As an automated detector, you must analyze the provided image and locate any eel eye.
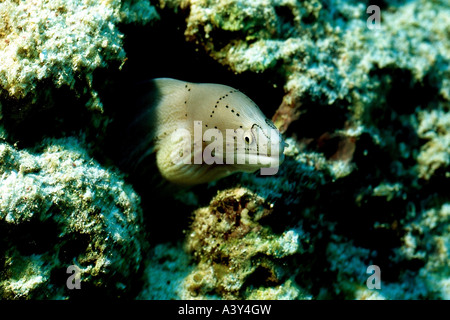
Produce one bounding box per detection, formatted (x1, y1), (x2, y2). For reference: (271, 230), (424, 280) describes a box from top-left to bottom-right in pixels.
(244, 131), (253, 144)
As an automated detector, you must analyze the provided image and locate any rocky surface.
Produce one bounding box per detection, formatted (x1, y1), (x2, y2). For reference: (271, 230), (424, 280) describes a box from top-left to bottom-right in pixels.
(0, 130), (145, 299)
(0, 0), (448, 299)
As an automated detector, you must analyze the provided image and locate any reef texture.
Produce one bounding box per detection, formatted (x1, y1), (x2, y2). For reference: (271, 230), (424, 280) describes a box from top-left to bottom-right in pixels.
(139, 0), (449, 300)
(0, 131), (145, 299)
(0, 0), (158, 124)
(181, 188), (311, 299)
(0, 0), (449, 300)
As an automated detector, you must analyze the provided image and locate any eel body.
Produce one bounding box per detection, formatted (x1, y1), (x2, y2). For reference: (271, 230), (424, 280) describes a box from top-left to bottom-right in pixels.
(122, 78), (286, 185)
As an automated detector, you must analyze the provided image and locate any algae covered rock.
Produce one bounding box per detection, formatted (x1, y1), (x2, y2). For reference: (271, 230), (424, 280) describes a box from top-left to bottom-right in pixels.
(0, 134), (145, 299)
(0, 0), (448, 301)
(397, 203), (450, 299)
(170, 0), (449, 105)
(326, 202), (450, 300)
(159, 0), (449, 181)
(182, 188), (311, 299)
(416, 107), (450, 180)
(0, 0), (159, 125)
(149, 0), (448, 299)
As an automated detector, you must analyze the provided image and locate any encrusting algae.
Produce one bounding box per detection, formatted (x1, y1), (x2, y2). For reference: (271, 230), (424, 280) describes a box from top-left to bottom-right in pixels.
(0, 132), (145, 299)
(181, 188), (310, 300)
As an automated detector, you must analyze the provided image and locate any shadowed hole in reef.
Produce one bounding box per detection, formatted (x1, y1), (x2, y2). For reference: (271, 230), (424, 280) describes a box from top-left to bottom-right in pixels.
(245, 265), (280, 287)
(275, 4), (297, 31)
(1, 80), (94, 148)
(51, 267), (139, 299)
(113, 7), (285, 117)
(91, 8), (287, 243)
(57, 234), (91, 265)
(369, 67), (440, 115)
(98, 7), (287, 162)
(8, 220), (59, 256)
(286, 91), (350, 140)
(50, 265), (111, 299)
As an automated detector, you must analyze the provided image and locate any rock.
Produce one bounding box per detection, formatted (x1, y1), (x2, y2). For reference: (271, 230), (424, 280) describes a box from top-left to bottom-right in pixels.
(181, 187), (310, 299)
(0, 133), (145, 299)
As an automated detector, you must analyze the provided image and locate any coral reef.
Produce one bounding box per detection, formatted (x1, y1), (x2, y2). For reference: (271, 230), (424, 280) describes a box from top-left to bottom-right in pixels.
(327, 202), (450, 300)
(140, 0), (449, 300)
(0, 0), (448, 300)
(181, 188), (311, 300)
(0, 131), (145, 299)
(175, 0), (449, 104)
(416, 107), (450, 180)
(0, 0), (157, 102)
(0, 0), (159, 141)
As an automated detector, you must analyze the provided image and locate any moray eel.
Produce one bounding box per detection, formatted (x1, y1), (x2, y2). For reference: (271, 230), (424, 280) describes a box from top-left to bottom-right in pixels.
(121, 78), (286, 186)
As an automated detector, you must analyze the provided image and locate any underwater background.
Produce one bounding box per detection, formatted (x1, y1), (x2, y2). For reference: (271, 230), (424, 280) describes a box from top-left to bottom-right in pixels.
(0, 0), (448, 299)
